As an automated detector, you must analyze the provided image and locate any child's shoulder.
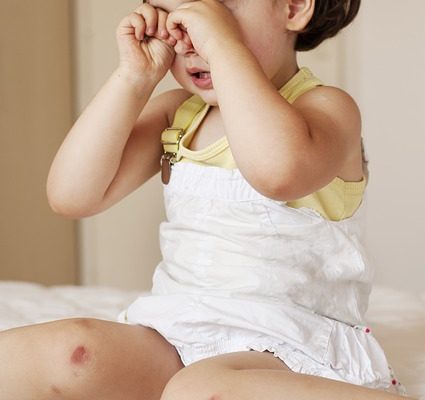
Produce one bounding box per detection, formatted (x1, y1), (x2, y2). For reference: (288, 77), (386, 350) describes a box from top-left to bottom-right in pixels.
(293, 85), (361, 127)
(292, 84), (361, 145)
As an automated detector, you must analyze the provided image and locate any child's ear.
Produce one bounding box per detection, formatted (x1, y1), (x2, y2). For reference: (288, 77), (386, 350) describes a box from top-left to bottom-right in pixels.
(285, 0), (315, 32)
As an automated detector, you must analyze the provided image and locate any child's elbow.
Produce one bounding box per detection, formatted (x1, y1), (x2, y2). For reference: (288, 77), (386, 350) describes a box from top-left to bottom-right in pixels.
(256, 168), (333, 203)
(256, 181), (297, 202)
(47, 196), (84, 219)
(47, 187), (95, 219)
(251, 169), (307, 202)
(252, 171), (319, 202)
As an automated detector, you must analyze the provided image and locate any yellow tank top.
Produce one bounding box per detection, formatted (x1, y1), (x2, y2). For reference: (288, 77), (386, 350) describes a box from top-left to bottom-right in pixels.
(171, 67), (366, 221)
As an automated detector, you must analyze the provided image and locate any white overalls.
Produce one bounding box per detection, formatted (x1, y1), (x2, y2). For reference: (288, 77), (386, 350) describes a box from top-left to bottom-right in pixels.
(120, 69), (405, 395)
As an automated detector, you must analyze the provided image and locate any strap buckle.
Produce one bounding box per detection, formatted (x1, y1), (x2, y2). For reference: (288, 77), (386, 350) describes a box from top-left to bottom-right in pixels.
(160, 127), (185, 146)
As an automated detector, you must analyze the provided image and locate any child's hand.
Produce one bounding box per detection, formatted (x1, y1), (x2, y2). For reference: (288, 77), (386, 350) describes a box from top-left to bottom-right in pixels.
(167, 0), (243, 63)
(116, 4), (177, 82)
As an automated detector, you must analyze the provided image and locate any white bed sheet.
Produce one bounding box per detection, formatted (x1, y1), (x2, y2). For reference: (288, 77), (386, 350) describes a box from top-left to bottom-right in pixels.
(0, 281), (424, 399)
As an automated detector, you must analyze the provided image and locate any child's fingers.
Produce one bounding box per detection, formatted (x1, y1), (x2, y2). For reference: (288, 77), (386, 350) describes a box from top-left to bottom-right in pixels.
(117, 10), (147, 41)
(156, 9), (177, 47)
(181, 31), (193, 47)
(135, 3), (158, 37)
(156, 8), (169, 39)
(166, 10), (185, 42)
(118, 4), (176, 47)
(167, 9), (194, 49)
(128, 13), (147, 41)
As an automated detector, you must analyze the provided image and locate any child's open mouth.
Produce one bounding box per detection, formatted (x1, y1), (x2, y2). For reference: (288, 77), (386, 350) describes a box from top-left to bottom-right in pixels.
(190, 71), (213, 90)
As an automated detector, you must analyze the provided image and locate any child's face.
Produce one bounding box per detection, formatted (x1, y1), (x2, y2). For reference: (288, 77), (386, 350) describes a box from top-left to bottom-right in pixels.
(149, 0), (291, 105)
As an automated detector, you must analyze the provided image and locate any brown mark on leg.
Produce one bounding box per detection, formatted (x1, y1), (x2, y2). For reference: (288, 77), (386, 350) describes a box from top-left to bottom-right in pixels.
(70, 345), (90, 364)
(51, 385), (62, 395)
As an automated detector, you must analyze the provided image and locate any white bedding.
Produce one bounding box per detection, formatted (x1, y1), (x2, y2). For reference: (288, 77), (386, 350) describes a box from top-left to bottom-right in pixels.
(0, 282), (424, 399)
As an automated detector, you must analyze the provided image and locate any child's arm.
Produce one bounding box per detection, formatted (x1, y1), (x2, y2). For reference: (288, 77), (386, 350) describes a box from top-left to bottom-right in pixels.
(168, 1), (362, 201)
(47, 5), (188, 218)
(212, 52), (362, 201)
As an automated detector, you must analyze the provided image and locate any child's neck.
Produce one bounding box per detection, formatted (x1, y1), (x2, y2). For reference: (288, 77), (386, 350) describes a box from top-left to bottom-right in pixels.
(270, 56), (299, 90)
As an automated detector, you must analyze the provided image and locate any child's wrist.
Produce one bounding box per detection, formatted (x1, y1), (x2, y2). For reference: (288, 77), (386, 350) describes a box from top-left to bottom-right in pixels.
(114, 66), (162, 97)
(208, 41), (253, 71)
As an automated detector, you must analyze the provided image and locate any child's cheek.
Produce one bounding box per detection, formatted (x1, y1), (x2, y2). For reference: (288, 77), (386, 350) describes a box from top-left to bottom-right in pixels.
(169, 58), (188, 87)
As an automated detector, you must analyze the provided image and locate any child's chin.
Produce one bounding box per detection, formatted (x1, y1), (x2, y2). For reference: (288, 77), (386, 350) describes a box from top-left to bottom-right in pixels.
(177, 79), (218, 106)
(196, 91), (218, 107)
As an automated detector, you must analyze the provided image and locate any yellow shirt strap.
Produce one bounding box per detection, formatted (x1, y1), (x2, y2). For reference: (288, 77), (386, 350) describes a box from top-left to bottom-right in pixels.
(279, 67), (323, 104)
(160, 95), (206, 184)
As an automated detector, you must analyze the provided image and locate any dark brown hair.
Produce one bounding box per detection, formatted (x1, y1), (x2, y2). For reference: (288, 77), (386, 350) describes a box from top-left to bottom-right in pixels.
(295, 0), (361, 51)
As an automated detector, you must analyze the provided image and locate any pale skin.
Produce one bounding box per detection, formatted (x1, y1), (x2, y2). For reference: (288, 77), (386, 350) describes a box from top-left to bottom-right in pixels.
(0, 0), (414, 399)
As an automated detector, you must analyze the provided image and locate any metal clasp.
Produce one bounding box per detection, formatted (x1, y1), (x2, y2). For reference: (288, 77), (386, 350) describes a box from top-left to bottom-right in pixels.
(160, 153), (176, 185)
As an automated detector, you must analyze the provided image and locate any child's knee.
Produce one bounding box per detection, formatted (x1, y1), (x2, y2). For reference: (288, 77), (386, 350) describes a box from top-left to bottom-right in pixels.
(36, 318), (116, 396)
(0, 318), (110, 398)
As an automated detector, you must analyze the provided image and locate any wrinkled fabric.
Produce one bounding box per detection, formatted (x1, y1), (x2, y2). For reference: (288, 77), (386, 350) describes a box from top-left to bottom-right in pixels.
(121, 162), (399, 392)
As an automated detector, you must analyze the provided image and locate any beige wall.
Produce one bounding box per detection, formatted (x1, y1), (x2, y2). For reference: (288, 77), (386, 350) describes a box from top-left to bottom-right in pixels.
(341, 2), (425, 291)
(0, 0), (77, 284)
(74, 1), (425, 291)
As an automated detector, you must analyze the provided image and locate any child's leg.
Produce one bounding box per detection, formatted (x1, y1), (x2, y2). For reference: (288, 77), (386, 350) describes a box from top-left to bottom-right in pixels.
(161, 351), (413, 400)
(0, 318), (184, 400)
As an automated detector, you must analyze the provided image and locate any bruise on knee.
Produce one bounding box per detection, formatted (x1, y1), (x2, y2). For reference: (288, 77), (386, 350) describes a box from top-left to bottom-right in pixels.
(70, 345), (90, 365)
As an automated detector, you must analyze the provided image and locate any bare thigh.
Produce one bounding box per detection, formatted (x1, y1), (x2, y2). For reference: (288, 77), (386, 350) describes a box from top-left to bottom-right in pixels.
(161, 350), (290, 399)
(0, 318), (184, 400)
(161, 351), (408, 400)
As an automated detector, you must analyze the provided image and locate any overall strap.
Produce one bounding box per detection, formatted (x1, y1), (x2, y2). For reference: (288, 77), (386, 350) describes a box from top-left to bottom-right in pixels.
(160, 95), (206, 184)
